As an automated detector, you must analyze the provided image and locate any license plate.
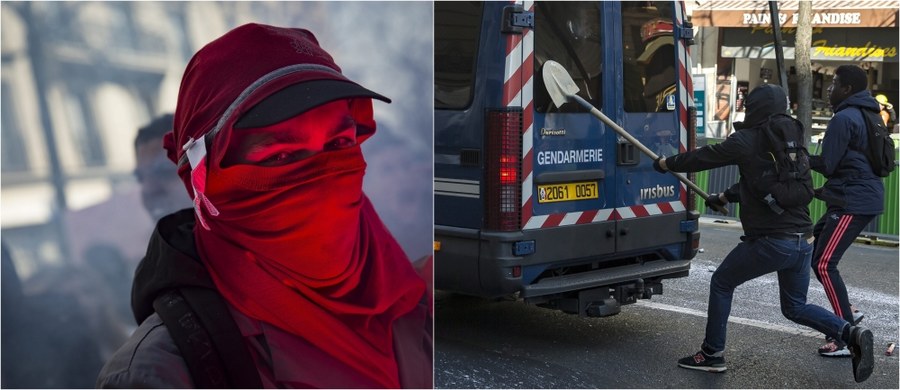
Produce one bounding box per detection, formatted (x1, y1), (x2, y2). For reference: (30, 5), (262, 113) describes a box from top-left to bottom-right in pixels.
(537, 181), (599, 203)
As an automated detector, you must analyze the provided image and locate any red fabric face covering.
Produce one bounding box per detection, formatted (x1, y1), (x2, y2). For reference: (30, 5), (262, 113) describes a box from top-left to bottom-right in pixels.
(198, 142), (423, 387)
(163, 24), (426, 388)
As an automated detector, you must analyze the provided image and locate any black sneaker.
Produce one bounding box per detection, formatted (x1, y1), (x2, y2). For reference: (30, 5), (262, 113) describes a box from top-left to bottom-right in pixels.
(677, 350), (726, 373)
(847, 326), (874, 383)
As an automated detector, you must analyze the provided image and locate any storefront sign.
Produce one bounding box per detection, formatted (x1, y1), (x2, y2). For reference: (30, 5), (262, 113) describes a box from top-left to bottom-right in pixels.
(693, 75), (706, 137)
(740, 12), (864, 26)
(693, 8), (897, 28)
(721, 27), (899, 62)
(811, 40), (898, 60)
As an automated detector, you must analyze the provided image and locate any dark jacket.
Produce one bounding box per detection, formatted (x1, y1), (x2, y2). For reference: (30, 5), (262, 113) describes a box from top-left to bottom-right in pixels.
(809, 90), (884, 215)
(97, 210), (433, 388)
(665, 84), (812, 237)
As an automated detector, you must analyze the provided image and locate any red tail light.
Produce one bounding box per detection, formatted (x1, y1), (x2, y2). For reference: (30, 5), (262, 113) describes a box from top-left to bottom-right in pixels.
(500, 156), (518, 184)
(485, 109), (522, 231)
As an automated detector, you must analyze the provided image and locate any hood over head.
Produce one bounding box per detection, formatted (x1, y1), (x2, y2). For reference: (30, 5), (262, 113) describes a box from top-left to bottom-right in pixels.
(733, 84), (788, 130)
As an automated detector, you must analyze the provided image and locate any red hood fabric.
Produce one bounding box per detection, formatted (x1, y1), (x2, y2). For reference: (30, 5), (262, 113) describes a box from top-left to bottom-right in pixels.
(162, 23), (426, 388)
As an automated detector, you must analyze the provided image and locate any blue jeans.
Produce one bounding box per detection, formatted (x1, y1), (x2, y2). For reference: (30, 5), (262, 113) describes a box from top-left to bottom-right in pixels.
(703, 235), (849, 353)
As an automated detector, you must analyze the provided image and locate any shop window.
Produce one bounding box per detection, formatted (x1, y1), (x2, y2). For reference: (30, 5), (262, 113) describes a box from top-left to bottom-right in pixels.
(533, 1), (602, 113)
(435, 1), (483, 109)
(63, 93), (106, 167)
(621, 2), (676, 113)
(1, 82), (30, 172)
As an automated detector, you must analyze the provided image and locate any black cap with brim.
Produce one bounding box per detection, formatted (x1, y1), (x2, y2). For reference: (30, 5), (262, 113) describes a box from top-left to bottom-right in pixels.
(234, 79), (391, 129)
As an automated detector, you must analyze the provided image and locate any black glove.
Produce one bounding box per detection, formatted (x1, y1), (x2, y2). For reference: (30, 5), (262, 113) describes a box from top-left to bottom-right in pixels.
(652, 156), (668, 174)
(705, 193), (727, 209)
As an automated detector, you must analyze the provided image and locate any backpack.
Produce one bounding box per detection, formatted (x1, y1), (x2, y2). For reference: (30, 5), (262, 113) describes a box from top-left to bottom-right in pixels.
(857, 106), (896, 177)
(153, 287), (263, 388)
(754, 113), (814, 214)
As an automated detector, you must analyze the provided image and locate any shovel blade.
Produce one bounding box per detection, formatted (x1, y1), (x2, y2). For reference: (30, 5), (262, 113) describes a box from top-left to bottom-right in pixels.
(542, 60), (581, 109)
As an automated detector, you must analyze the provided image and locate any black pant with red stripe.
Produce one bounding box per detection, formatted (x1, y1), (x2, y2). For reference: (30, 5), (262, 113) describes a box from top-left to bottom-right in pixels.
(810, 210), (876, 324)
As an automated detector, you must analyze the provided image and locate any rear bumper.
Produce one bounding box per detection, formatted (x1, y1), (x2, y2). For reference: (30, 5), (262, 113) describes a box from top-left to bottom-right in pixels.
(435, 212), (697, 298)
(520, 259), (690, 298)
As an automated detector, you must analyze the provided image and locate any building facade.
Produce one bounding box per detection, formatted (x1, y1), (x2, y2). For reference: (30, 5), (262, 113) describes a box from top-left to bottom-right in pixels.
(688, 0), (898, 137)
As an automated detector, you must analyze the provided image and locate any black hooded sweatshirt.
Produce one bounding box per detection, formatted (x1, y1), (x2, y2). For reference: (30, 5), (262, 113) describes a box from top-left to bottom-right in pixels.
(664, 84), (812, 237)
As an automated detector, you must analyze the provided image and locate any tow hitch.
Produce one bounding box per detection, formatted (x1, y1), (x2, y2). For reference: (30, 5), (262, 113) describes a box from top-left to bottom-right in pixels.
(533, 279), (663, 317)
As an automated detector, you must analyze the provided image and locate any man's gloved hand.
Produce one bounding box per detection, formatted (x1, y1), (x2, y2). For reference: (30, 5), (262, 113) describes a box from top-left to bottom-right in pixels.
(653, 156), (668, 174)
(705, 192), (727, 209)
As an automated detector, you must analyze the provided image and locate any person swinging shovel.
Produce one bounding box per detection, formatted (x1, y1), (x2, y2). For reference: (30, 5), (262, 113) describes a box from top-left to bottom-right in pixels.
(541, 60), (728, 216)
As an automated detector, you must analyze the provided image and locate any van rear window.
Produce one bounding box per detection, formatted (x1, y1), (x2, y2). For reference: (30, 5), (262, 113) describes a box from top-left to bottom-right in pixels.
(622, 2), (676, 112)
(533, 2), (602, 113)
(435, 1), (483, 109)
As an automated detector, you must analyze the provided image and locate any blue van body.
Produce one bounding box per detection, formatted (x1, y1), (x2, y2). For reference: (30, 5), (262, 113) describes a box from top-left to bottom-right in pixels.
(434, 1), (700, 317)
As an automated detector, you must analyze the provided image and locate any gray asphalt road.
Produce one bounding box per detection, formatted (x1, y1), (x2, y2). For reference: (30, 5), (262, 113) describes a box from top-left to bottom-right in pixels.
(435, 221), (899, 388)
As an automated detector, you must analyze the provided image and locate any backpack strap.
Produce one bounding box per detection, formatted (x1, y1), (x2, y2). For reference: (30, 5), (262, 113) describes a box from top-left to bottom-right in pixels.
(849, 105), (870, 149)
(849, 105), (893, 176)
(153, 288), (263, 389)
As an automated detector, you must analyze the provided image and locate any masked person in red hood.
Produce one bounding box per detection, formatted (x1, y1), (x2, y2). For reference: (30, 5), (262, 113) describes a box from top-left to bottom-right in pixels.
(96, 23), (432, 389)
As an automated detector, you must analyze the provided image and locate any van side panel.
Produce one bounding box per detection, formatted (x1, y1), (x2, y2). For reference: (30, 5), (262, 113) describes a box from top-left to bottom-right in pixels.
(435, 2), (514, 292)
(435, 2), (507, 230)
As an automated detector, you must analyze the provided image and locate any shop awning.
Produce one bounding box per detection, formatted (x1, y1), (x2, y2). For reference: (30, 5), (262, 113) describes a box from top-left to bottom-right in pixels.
(692, 0), (898, 28)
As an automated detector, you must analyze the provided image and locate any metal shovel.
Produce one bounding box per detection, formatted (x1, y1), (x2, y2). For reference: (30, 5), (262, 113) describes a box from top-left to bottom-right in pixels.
(541, 60), (728, 215)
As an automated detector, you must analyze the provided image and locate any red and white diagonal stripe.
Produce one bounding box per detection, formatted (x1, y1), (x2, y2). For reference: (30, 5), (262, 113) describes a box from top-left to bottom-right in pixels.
(502, 0), (536, 229)
(674, 0), (692, 206)
(522, 201), (687, 229)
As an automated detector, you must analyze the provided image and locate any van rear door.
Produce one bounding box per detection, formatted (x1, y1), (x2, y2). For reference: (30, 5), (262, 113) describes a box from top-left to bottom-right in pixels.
(527, 2), (615, 257)
(614, 1), (695, 252)
(528, 1), (692, 248)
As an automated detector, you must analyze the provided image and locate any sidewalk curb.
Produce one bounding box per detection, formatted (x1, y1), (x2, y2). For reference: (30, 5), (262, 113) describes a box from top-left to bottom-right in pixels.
(697, 217), (899, 248)
(853, 235), (900, 248)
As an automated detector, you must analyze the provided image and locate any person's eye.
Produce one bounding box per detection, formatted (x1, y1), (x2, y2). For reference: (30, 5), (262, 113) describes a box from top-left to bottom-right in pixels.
(266, 152), (292, 162)
(260, 151), (303, 166)
(326, 137), (357, 150)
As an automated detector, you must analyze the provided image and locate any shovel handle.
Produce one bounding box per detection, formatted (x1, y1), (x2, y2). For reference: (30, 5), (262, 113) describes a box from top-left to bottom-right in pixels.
(571, 95), (729, 216)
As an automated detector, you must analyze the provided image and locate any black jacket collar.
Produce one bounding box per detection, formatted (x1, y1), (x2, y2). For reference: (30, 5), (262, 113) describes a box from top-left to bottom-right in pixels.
(131, 209), (216, 324)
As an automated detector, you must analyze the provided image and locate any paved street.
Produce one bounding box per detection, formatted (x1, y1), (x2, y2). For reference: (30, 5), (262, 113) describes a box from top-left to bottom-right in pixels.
(435, 220), (899, 388)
